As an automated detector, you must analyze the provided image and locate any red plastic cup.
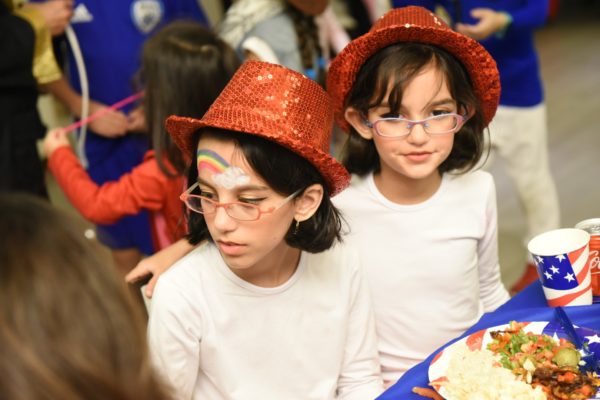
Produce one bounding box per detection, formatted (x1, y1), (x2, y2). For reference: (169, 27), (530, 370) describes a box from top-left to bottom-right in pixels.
(575, 218), (600, 297)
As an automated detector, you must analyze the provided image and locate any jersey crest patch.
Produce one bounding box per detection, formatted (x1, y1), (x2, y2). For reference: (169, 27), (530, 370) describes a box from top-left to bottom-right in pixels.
(131, 0), (164, 34)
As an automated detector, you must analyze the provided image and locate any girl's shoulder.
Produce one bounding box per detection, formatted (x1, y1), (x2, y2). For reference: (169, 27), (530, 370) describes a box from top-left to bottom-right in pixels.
(303, 240), (363, 279)
(445, 169), (495, 191)
(333, 173), (372, 203)
(442, 170), (496, 208)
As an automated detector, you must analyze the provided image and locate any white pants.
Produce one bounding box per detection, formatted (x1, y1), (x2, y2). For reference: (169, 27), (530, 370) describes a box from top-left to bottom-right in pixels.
(484, 103), (561, 244)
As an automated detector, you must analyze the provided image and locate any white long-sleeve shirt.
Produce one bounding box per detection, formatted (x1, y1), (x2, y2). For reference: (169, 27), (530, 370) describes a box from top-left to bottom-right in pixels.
(333, 171), (510, 382)
(148, 242), (384, 400)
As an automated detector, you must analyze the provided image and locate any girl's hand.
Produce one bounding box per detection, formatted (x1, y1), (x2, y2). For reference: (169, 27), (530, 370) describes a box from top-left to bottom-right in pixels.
(126, 106), (147, 133)
(455, 8), (511, 41)
(125, 238), (196, 298)
(42, 128), (70, 157)
(87, 100), (129, 138)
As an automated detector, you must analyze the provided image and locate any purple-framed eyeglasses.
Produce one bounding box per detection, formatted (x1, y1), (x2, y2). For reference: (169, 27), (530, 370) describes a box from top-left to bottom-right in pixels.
(364, 113), (467, 138)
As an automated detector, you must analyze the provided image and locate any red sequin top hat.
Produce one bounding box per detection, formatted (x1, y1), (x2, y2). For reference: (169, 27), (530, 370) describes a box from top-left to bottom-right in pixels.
(327, 6), (501, 133)
(166, 60), (350, 196)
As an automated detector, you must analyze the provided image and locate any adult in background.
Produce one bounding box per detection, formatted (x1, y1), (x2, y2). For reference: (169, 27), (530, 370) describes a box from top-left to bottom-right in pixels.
(0, 0), (70, 197)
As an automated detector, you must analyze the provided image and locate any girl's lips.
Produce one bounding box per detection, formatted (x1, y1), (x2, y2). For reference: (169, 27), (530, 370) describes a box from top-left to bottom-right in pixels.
(404, 152), (432, 163)
(217, 240), (246, 256)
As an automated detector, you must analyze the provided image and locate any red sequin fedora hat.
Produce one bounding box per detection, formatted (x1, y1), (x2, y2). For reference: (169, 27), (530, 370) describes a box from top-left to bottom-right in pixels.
(327, 6), (501, 133)
(166, 60), (350, 196)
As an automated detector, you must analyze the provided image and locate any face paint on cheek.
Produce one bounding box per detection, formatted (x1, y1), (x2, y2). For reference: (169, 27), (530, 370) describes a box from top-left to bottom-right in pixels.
(197, 149), (251, 189)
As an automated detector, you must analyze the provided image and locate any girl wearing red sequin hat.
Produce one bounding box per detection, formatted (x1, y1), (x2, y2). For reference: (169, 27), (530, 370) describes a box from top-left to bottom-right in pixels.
(147, 60), (384, 399)
(326, 6), (510, 383)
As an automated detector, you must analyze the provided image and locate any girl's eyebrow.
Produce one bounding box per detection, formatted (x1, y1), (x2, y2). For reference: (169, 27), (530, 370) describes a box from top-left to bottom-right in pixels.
(426, 98), (456, 108)
(197, 177), (270, 192)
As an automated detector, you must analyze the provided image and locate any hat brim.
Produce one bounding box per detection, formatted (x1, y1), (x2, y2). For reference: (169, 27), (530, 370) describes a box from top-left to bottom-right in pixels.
(328, 24), (500, 132)
(166, 115), (350, 197)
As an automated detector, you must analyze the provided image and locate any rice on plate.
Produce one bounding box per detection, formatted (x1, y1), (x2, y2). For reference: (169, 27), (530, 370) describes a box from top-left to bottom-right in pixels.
(441, 344), (547, 400)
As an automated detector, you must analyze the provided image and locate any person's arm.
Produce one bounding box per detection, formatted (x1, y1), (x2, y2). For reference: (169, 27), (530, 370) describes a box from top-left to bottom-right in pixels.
(454, 0), (549, 41)
(504, 0), (548, 31)
(337, 248), (385, 399)
(148, 276), (202, 399)
(45, 77), (129, 137)
(478, 177), (511, 311)
(126, 238), (196, 298)
(21, 0), (73, 36)
(454, 8), (512, 41)
(43, 128), (169, 223)
(317, 6), (350, 56)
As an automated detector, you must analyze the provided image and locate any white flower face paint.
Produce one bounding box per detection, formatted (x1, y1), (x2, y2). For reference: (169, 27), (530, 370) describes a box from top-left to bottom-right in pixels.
(197, 149), (250, 189)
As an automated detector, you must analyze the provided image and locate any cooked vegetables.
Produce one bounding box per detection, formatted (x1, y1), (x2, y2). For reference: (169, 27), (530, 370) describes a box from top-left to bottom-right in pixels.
(553, 348), (581, 368)
(486, 321), (600, 400)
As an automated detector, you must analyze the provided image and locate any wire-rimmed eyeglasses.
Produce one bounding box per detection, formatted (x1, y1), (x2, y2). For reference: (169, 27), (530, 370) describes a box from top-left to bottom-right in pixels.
(180, 182), (301, 221)
(364, 113), (467, 138)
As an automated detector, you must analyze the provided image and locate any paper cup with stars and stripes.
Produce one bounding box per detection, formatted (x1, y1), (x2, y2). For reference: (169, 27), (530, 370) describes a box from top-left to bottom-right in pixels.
(528, 228), (593, 307)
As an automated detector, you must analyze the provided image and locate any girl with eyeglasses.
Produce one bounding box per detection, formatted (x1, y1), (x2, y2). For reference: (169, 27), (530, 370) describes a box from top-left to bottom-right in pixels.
(147, 61), (384, 399)
(327, 6), (510, 383)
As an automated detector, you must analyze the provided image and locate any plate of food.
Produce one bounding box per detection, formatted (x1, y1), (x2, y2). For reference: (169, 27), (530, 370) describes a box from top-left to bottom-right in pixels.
(427, 321), (600, 399)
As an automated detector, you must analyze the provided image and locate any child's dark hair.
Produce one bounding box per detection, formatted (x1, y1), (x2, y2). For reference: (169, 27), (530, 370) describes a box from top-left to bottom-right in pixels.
(141, 21), (241, 177)
(342, 42), (486, 176)
(186, 129), (343, 253)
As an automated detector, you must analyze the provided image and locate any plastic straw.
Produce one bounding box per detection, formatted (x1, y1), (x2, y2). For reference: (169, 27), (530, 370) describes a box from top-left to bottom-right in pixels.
(62, 92), (144, 134)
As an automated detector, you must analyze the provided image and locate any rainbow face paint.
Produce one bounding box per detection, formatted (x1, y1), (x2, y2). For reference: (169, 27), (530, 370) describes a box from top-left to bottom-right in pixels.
(197, 149), (250, 189)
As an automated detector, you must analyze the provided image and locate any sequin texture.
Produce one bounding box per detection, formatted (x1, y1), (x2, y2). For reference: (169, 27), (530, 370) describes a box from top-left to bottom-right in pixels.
(326, 6), (501, 133)
(166, 61), (350, 196)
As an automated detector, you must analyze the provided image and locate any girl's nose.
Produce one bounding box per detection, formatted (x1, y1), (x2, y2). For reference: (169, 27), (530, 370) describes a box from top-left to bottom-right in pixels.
(406, 122), (430, 145)
(212, 206), (237, 232)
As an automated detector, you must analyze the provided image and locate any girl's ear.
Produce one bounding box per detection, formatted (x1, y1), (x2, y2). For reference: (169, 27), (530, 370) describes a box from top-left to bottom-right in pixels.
(344, 107), (374, 140)
(462, 105), (476, 119)
(293, 184), (324, 222)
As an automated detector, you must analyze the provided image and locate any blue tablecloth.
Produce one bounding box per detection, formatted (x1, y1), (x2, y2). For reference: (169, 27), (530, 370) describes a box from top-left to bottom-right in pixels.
(378, 281), (600, 399)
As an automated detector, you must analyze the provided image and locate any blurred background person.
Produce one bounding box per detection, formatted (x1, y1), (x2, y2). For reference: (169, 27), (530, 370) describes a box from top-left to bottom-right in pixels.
(46, 0), (210, 277)
(0, 192), (170, 400)
(0, 0), (70, 197)
(219, 0), (341, 85)
(43, 21), (240, 309)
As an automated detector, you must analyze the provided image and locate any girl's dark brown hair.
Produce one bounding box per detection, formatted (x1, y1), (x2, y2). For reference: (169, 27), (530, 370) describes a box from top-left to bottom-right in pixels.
(342, 42), (486, 176)
(0, 193), (170, 400)
(141, 21), (241, 177)
(186, 129), (343, 253)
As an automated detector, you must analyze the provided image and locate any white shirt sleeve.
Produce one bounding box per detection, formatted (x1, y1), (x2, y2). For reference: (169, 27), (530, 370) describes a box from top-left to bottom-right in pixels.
(477, 178), (511, 311)
(148, 277), (202, 400)
(337, 251), (385, 400)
